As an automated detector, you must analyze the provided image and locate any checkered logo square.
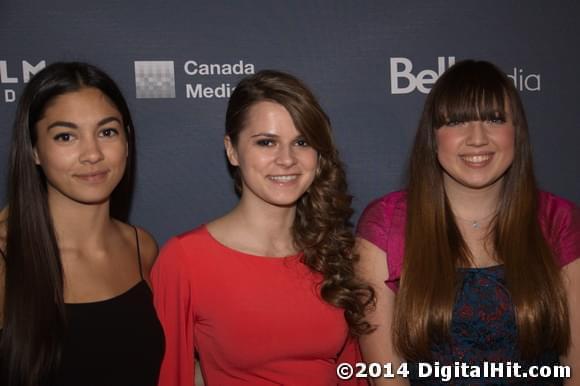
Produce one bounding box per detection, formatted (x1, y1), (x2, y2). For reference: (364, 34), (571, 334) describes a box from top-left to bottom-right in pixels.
(134, 61), (176, 99)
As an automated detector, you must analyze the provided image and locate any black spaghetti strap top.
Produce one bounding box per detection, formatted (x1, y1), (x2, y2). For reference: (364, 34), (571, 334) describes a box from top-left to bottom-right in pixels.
(53, 226), (165, 386)
(0, 227), (163, 386)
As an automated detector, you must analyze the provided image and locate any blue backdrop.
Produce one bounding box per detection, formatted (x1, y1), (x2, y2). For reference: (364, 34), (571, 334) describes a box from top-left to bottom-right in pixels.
(1, 1), (578, 243)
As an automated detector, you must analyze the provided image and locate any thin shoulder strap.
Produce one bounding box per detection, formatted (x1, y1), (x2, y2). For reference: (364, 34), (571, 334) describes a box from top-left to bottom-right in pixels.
(133, 225), (144, 281)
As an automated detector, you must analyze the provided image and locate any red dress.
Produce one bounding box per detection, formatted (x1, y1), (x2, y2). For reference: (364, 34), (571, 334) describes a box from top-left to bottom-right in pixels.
(152, 226), (363, 386)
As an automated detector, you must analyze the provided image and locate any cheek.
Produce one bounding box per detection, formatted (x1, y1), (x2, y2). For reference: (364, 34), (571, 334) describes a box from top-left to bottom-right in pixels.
(236, 148), (268, 174)
(106, 142), (129, 163)
(435, 131), (457, 161)
(302, 149), (318, 169)
(500, 131), (515, 154)
(36, 147), (74, 174)
(493, 127), (515, 165)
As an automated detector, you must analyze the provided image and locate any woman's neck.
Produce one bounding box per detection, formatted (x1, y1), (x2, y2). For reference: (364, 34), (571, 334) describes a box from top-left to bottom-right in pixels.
(444, 177), (502, 223)
(216, 196), (298, 257)
(48, 194), (114, 251)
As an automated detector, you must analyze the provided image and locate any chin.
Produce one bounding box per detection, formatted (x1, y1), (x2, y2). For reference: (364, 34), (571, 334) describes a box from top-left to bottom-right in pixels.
(263, 193), (305, 208)
(266, 198), (301, 208)
(64, 190), (112, 206)
(461, 177), (504, 190)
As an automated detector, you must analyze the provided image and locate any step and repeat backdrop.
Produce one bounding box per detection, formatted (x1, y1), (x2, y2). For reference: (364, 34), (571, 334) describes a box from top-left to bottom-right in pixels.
(1, 1), (578, 243)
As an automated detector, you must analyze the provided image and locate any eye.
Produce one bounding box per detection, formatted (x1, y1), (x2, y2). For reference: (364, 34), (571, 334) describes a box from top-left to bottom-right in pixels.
(53, 133), (73, 142)
(487, 118), (506, 125)
(445, 120), (464, 127)
(294, 138), (309, 147)
(100, 128), (119, 137)
(256, 139), (275, 147)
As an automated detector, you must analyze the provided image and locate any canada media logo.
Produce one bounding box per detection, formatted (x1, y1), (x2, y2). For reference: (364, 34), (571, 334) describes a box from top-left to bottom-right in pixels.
(134, 61), (176, 99)
(134, 59), (255, 100)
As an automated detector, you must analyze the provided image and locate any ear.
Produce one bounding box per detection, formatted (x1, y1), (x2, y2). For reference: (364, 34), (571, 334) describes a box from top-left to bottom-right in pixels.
(224, 135), (239, 166)
(33, 147), (40, 165)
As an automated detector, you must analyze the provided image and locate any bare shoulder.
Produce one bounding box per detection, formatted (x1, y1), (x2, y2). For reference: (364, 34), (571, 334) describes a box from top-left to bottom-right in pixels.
(113, 221), (159, 278)
(205, 214), (230, 236)
(134, 226), (159, 274)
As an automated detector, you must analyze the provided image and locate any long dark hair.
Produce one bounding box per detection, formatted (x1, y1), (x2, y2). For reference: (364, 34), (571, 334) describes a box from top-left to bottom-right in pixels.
(225, 70), (375, 336)
(394, 60), (569, 360)
(0, 62), (136, 386)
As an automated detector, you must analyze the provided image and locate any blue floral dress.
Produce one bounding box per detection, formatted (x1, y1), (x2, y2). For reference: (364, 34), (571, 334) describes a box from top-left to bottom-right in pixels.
(408, 265), (562, 385)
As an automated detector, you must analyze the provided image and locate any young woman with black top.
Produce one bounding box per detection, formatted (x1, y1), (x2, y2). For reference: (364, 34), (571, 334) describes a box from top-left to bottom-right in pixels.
(0, 62), (164, 386)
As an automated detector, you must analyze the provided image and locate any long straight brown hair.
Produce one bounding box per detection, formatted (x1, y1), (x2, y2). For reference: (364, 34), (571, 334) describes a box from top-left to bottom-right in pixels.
(394, 60), (569, 360)
(1, 62), (136, 386)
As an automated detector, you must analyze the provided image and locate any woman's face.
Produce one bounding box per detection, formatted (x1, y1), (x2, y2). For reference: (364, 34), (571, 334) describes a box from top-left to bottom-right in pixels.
(33, 87), (128, 207)
(225, 100), (318, 208)
(436, 107), (515, 193)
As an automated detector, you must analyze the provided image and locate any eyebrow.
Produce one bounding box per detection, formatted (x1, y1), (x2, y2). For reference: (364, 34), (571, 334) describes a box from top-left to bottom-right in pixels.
(250, 132), (278, 138)
(249, 132), (305, 140)
(98, 116), (122, 126)
(46, 116), (122, 131)
(46, 121), (77, 130)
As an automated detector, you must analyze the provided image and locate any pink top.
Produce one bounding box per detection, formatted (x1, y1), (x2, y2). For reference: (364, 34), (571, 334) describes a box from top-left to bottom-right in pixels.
(357, 190), (580, 292)
(152, 226), (364, 386)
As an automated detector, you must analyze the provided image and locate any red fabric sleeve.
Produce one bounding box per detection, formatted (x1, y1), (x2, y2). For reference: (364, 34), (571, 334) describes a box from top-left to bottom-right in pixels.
(337, 338), (367, 386)
(151, 237), (195, 386)
(552, 202), (580, 267)
(356, 191), (407, 292)
(539, 192), (580, 267)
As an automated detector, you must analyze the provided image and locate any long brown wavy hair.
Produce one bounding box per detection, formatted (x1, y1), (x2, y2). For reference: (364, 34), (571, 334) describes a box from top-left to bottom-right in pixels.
(394, 60), (569, 360)
(225, 70), (374, 336)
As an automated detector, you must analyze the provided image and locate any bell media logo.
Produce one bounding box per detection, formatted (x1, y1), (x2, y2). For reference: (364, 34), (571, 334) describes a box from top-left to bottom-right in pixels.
(134, 61), (176, 99)
(389, 56), (541, 94)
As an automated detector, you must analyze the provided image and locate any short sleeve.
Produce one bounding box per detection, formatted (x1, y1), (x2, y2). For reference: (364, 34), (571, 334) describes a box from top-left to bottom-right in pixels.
(356, 191), (407, 291)
(151, 237), (195, 386)
(539, 192), (580, 268)
(356, 197), (389, 252)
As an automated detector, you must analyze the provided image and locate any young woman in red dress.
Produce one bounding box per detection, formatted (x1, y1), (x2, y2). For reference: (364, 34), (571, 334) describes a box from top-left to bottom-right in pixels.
(153, 70), (374, 385)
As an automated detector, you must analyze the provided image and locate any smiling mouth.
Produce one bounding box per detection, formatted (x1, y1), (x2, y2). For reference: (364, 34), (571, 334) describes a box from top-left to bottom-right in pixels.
(268, 175), (298, 182)
(460, 154), (493, 165)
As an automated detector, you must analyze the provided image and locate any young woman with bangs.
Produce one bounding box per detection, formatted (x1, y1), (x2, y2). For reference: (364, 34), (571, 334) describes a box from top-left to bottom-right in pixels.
(152, 70), (375, 385)
(356, 60), (579, 385)
(0, 62), (164, 386)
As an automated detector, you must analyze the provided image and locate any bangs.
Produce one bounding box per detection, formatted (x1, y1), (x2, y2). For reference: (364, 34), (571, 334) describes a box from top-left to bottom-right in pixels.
(432, 65), (509, 127)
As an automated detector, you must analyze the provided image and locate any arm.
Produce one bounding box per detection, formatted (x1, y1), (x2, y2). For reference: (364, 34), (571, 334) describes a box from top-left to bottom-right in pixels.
(562, 258), (580, 386)
(356, 238), (409, 386)
(151, 238), (195, 386)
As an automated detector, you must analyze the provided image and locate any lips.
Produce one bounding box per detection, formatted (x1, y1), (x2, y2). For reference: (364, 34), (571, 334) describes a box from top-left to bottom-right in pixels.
(459, 153), (494, 167)
(73, 170), (109, 183)
(267, 174), (298, 183)
(268, 174), (298, 182)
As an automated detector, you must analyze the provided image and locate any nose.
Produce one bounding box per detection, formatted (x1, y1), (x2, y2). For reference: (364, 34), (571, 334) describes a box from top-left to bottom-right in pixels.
(465, 121), (489, 146)
(79, 137), (105, 164)
(275, 144), (297, 167)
